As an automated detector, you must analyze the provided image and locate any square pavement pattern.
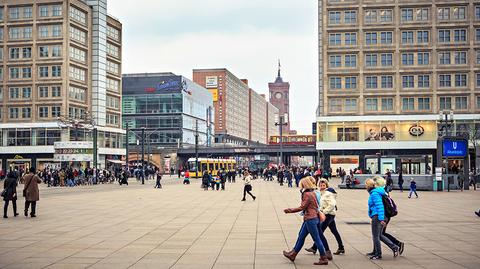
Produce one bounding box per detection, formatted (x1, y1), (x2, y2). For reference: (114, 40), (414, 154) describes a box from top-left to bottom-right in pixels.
(0, 176), (479, 269)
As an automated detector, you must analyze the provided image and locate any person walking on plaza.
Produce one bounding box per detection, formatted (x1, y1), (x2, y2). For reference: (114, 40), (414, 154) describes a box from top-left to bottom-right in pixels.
(183, 170), (190, 185)
(365, 178), (399, 260)
(408, 178), (418, 198)
(3, 171), (19, 218)
(283, 177), (328, 265)
(202, 171), (210, 191)
(23, 167), (42, 218)
(305, 179), (345, 257)
(241, 171), (256, 201)
(154, 171), (162, 189)
(398, 169), (404, 192)
(458, 170), (465, 191)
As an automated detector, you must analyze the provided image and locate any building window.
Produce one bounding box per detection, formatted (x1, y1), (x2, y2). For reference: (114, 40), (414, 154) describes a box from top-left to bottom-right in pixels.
(52, 5), (62, 16)
(9, 108), (19, 119)
(51, 86), (61, 97)
(380, 9), (393, 22)
(9, 67), (20, 79)
(455, 96), (468, 110)
(345, 33), (356, 45)
(380, 31), (392, 44)
(23, 7), (32, 18)
(401, 31), (414, 44)
(69, 86), (86, 102)
(345, 99), (357, 112)
(329, 55), (341, 68)
(39, 46), (49, 57)
(366, 76), (378, 89)
(9, 88), (20, 99)
(402, 53), (414, 65)
(51, 45), (61, 57)
(455, 74), (467, 87)
(438, 7), (450, 21)
(366, 98), (378, 111)
(477, 96), (480, 109)
(402, 98), (415, 111)
(329, 11), (341, 24)
(69, 46), (86, 62)
(107, 78), (120, 92)
(52, 25), (62, 37)
(439, 52), (451, 65)
(476, 6), (480, 20)
(345, 54), (356, 67)
(365, 54), (377, 67)
(417, 8), (429, 21)
(401, 8), (413, 21)
(440, 97), (452, 110)
(107, 43), (119, 58)
(365, 10), (377, 23)
(9, 28), (19, 39)
(39, 66), (49, 78)
(39, 107), (49, 118)
(106, 61), (119, 75)
(70, 26), (86, 44)
(381, 98), (394, 111)
(329, 77), (341, 89)
(106, 114), (119, 125)
(22, 67), (31, 78)
(345, 77), (357, 89)
(477, 73), (480, 87)
(39, 26), (48, 38)
(52, 66), (61, 77)
(402, 76), (414, 88)
(51, 106), (61, 117)
(9, 7), (19, 19)
(39, 6), (49, 17)
(107, 96), (120, 109)
(418, 98), (430, 110)
(38, 86), (48, 98)
(453, 7), (466, 20)
(417, 30), (429, 43)
(337, 127), (359, 142)
(22, 47), (31, 58)
(381, 53), (393, 66)
(418, 52), (429, 65)
(22, 107), (31, 118)
(329, 33), (341, 45)
(418, 75), (430, 88)
(70, 6), (87, 24)
(438, 30), (451, 42)
(476, 29), (480, 41)
(381, 76), (393, 88)
(365, 32), (377, 45)
(454, 29), (467, 42)
(69, 66), (86, 81)
(107, 25), (120, 41)
(22, 87), (31, 99)
(9, 48), (20, 59)
(329, 99), (342, 112)
(454, 51), (467, 64)
(344, 10), (356, 23)
(439, 74), (452, 87)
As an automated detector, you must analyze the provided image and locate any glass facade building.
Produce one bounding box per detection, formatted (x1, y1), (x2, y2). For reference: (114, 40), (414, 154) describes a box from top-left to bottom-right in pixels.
(122, 73), (214, 148)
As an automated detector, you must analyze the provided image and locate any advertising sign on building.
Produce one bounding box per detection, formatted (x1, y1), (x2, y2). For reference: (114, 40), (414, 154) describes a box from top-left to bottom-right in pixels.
(205, 76), (218, 88)
(442, 139), (468, 157)
(208, 89), (219, 101)
(54, 141), (94, 162)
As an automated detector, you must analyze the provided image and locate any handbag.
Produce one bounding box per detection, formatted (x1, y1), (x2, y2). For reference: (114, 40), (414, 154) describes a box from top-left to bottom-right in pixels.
(0, 189), (5, 197)
(23, 175), (34, 197)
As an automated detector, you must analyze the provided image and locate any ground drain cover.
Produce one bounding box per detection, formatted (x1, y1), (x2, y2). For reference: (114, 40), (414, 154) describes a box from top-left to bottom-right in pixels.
(345, 221), (370, 225)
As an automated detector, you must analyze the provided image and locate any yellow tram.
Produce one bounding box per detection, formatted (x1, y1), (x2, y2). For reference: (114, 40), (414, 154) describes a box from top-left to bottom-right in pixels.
(187, 158), (237, 178)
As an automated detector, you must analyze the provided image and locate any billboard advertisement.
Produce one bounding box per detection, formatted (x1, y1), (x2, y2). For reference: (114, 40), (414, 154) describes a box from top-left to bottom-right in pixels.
(205, 76), (218, 88)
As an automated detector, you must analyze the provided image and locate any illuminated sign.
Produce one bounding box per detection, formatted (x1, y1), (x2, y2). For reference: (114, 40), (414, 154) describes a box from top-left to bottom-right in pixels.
(442, 139), (467, 157)
(144, 87), (156, 93)
(157, 79), (181, 91)
(409, 124), (424, 136)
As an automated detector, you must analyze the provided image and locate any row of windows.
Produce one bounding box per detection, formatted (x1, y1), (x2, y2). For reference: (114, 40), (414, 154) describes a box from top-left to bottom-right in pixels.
(69, 26), (86, 44)
(69, 46), (86, 63)
(328, 6), (473, 26)
(69, 6), (86, 25)
(106, 95), (120, 109)
(328, 73), (473, 90)
(106, 25), (120, 41)
(39, 25), (62, 39)
(327, 96), (472, 113)
(107, 78), (120, 92)
(68, 86), (86, 102)
(38, 106), (62, 118)
(106, 60), (119, 75)
(1, 5), (62, 21)
(106, 113), (119, 125)
(8, 86), (61, 100)
(68, 107), (86, 119)
(69, 66), (86, 82)
(38, 86), (61, 98)
(5, 45), (61, 60)
(328, 29), (471, 46)
(106, 43), (119, 58)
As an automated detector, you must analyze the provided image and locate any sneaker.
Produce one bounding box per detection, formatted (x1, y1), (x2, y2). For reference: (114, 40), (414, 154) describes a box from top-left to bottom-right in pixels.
(393, 248), (399, 257)
(475, 211), (480, 217)
(305, 247), (317, 254)
(365, 252), (375, 256)
(369, 255), (382, 260)
(399, 242), (405, 255)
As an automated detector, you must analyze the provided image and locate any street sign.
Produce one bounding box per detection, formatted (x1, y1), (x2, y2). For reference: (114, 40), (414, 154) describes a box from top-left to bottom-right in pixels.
(442, 139), (467, 157)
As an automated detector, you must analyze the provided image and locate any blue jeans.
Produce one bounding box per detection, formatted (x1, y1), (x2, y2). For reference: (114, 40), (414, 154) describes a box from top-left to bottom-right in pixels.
(293, 218), (326, 256)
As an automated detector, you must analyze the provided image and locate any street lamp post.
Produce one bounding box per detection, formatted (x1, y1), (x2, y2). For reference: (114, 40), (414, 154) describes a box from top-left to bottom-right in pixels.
(195, 119), (199, 178)
(439, 110), (454, 191)
(275, 113), (288, 167)
(141, 127), (145, 185)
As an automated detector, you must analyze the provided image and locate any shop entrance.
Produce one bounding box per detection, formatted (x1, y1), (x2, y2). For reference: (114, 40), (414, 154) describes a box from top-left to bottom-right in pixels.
(8, 159), (31, 172)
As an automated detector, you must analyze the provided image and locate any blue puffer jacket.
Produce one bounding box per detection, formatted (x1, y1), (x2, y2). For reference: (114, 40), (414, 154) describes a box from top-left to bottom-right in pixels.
(368, 187), (386, 221)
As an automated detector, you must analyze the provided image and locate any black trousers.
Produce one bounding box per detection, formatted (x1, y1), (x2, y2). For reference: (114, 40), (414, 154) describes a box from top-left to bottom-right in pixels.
(311, 214), (344, 251)
(25, 201), (37, 216)
(4, 200), (17, 216)
(242, 185), (255, 200)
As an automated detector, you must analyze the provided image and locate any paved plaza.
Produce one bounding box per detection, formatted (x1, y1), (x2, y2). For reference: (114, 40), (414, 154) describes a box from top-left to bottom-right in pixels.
(0, 176), (479, 269)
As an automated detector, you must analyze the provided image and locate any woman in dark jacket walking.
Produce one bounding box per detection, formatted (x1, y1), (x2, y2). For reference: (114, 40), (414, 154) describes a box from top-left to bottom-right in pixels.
(3, 171), (19, 218)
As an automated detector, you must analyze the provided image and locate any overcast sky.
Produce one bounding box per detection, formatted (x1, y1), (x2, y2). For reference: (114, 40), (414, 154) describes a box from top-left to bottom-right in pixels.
(109, 0), (318, 134)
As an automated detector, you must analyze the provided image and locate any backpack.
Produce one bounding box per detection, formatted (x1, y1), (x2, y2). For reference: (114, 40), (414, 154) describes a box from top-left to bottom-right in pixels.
(382, 194), (398, 218)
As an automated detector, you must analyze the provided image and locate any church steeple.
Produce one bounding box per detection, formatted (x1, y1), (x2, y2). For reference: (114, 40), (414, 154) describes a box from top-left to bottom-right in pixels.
(275, 59), (283, 83)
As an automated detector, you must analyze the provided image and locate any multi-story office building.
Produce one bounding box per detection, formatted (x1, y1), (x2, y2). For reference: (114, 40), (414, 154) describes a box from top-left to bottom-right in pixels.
(317, 0), (480, 174)
(193, 68), (279, 145)
(0, 0), (124, 171)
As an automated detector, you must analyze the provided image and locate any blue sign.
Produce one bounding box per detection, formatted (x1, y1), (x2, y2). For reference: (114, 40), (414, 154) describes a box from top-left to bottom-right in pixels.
(442, 139), (467, 157)
(157, 79), (182, 91)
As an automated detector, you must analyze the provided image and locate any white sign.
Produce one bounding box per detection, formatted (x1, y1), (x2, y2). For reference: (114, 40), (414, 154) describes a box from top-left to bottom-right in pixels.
(435, 167), (443, 181)
(205, 76), (218, 88)
(54, 141), (94, 162)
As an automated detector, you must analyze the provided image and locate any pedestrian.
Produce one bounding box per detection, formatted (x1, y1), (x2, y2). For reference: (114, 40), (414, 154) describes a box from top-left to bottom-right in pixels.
(305, 178), (345, 257)
(214, 174), (221, 190)
(458, 170), (465, 191)
(398, 169), (404, 192)
(385, 170), (393, 193)
(155, 171), (162, 189)
(183, 170), (190, 185)
(365, 178), (399, 260)
(408, 178), (418, 198)
(220, 170), (226, 190)
(282, 177), (328, 265)
(22, 167), (42, 218)
(286, 169), (293, 187)
(202, 171), (210, 191)
(2, 171), (19, 218)
(241, 171), (256, 201)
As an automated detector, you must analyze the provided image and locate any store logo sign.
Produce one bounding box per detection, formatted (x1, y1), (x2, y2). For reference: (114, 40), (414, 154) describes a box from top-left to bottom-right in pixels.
(409, 124), (424, 136)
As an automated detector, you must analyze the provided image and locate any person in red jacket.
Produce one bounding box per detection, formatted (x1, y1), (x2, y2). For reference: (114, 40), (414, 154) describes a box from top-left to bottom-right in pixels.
(183, 170), (190, 184)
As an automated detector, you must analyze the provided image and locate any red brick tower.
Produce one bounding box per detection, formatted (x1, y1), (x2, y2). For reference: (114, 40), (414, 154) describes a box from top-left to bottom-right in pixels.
(268, 61), (290, 134)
